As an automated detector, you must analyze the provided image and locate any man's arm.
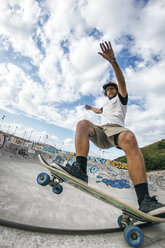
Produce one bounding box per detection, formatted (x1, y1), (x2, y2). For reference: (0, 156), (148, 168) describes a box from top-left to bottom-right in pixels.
(85, 104), (102, 114)
(98, 41), (127, 98)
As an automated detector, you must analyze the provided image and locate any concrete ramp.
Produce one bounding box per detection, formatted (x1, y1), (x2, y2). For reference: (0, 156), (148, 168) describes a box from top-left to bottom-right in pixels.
(0, 143), (165, 231)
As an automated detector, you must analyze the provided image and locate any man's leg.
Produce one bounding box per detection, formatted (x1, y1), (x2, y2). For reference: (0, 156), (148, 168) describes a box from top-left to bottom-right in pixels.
(52, 120), (95, 183)
(117, 131), (147, 185)
(117, 131), (165, 214)
(75, 119), (95, 157)
(117, 131), (149, 205)
(55, 120), (95, 183)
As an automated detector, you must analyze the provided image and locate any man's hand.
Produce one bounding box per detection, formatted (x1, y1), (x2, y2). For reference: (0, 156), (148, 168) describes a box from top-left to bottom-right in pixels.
(85, 104), (102, 114)
(98, 41), (115, 61)
(85, 104), (92, 110)
(98, 41), (127, 98)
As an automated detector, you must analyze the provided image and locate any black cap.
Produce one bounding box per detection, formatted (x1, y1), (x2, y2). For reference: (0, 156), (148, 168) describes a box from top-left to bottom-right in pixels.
(103, 81), (118, 90)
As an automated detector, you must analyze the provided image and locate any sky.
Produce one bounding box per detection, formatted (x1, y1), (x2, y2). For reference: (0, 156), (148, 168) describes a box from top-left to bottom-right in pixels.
(0, 0), (165, 160)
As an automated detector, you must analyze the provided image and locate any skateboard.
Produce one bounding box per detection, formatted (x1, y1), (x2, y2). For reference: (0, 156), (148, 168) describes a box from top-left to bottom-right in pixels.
(37, 154), (165, 247)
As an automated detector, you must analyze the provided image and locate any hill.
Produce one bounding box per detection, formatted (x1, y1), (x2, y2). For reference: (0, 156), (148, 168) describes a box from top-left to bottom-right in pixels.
(115, 139), (165, 171)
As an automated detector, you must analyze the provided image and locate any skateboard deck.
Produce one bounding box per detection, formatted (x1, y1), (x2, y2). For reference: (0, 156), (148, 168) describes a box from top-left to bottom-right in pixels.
(37, 154), (165, 247)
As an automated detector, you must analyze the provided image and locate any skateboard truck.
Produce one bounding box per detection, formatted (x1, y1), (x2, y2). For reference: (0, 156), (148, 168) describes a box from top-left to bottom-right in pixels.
(120, 213), (131, 227)
(49, 171), (64, 187)
(120, 210), (148, 228)
(37, 171), (64, 194)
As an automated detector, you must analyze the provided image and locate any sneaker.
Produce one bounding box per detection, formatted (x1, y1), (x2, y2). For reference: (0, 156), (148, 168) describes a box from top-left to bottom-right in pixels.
(51, 162), (88, 183)
(139, 196), (165, 215)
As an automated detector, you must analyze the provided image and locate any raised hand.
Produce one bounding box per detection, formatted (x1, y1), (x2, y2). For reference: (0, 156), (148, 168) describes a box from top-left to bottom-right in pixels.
(98, 41), (115, 61)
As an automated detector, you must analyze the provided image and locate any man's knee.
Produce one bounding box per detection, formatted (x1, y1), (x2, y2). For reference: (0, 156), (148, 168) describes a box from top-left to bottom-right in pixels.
(76, 120), (95, 136)
(118, 131), (138, 151)
(76, 119), (90, 129)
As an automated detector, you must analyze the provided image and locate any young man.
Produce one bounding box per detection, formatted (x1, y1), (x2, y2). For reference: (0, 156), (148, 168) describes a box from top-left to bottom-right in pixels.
(57, 41), (164, 215)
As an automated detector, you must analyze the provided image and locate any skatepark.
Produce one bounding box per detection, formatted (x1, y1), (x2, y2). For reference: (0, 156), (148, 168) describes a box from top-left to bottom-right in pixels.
(0, 135), (165, 247)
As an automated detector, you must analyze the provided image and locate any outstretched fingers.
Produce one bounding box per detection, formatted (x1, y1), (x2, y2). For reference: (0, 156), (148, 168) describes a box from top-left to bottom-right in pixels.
(105, 41), (111, 50)
(100, 43), (106, 52)
(100, 41), (111, 52)
(108, 41), (112, 48)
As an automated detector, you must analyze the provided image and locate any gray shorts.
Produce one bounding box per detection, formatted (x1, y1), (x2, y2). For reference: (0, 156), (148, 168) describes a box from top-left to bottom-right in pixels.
(89, 124), (130, 149)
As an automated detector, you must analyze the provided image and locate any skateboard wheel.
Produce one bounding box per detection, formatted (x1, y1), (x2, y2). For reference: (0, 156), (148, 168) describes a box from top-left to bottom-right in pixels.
(52, 184), (63, 194)
(124, 225), (144, 247)
(37, 172), (50, 186)
(117, 215), (124, 228)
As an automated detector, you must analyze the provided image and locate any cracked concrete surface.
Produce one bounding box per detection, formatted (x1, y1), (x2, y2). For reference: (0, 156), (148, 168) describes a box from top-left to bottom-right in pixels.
(0, 142), (165, 247)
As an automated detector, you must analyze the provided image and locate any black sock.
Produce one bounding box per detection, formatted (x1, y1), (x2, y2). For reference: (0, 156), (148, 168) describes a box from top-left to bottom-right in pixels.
(134, 183), (149, 206)
(76, 156), (87, 172)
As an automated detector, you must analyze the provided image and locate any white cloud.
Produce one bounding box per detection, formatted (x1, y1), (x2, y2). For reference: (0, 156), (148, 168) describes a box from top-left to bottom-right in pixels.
(123, 58), (165, 147)
(0, 62), (101, 131)
(80, 0), (140, 41)
(130, 0), (165, 60)
(38, 35), (110, 103)
(0, 0), (42, 64)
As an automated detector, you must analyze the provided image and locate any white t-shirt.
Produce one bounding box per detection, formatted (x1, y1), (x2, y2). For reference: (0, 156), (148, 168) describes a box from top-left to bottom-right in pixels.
(101, 93), (128, 126)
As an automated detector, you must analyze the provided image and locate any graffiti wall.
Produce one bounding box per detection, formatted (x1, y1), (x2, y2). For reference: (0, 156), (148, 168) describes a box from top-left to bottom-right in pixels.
(43, 146), (58, 154)
(48, 153), (165, 192)
(0, 132), (128, 170)
(1, 133), (164, 192)
(41, 145), (128, 170)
